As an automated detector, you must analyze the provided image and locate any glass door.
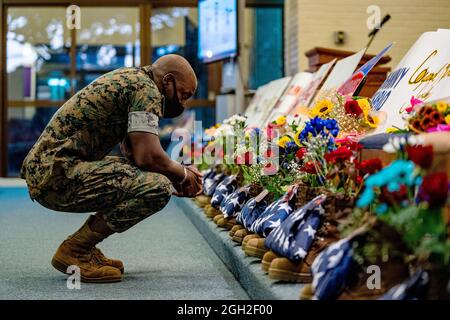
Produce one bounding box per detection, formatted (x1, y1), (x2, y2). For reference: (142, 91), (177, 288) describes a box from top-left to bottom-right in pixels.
(5, 5), (140, 176)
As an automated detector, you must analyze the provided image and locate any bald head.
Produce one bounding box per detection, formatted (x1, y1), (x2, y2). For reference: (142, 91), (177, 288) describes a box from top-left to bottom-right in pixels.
(151, 54), (197, 118)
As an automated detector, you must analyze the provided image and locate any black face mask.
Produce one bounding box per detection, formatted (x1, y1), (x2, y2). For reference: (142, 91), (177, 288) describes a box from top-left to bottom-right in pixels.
(162, 79), (185, 119)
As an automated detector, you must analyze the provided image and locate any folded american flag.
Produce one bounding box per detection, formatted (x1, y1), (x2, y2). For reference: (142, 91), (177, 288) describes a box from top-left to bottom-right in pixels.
(311, 237), (355, 300)
(220, 186), (252, 218)
(237, 193), (270, 230)
(250, 186), (298, 237)
(211, 175), (238, 209)
(265, 195), (326, 262)
(203, 170), (226, 197)
(378, 270), (429, 300)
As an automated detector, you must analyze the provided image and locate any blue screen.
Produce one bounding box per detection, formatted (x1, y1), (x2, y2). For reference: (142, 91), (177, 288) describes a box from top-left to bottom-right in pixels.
(198, 0), (238, 63)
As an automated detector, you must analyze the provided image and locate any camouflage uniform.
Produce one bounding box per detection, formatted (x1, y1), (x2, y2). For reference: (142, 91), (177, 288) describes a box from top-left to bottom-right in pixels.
(20, 66), (172, 233)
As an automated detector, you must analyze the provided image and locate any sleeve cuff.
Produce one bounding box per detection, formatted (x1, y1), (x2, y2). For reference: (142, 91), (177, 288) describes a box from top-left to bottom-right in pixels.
(128, 111), (159, 135)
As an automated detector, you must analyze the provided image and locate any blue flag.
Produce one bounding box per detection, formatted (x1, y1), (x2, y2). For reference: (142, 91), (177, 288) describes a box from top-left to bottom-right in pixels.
(379, 270), (429, 300)
(250, 186), (298, 237)
(265, 195), (326, 262)
(211, 175), (237, 209)
(310, 237), (355, 300)
(220, 186), (252, 218)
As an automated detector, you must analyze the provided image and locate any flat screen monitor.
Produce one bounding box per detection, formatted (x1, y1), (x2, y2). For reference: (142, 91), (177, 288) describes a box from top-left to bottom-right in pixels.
(198, 0), (238, 63)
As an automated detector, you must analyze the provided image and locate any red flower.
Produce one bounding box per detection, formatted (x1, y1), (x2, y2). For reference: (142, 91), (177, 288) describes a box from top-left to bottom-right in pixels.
(236, 151), (253, 165)
(420, 172), (448, 206)
(360, 158), (383, 175)
(356, 176), (363, 185)
(344, 100), (363, 116)
(265, 149), (274, 158)
(419, 106), (434, 117)
(380, 185), (409, 206)
(420, 116), (435, 130)
(295, 148), (307, 160)
(267, 123), (281, 140)
(301, 162), (318, 174)
(406, 145), (434, 169)
(325, 147), (353, 163)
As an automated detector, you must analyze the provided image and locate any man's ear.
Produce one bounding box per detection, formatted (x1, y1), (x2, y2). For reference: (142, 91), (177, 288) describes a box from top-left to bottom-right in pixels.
(163, 73), (175, 85)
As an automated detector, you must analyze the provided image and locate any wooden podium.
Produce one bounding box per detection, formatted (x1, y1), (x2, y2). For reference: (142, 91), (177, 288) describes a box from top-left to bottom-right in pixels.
(304, 47), (392, 98)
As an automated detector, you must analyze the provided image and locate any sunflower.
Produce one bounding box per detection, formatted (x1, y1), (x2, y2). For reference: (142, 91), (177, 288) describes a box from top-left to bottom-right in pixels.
(310, 99), (334, 117)
(294, 131), (302, 147)
(436, 101), (448, 113)
(446, 115), (450, 125)
(275, 115), (287, 126)
(277, 136), (292, 148)
(364, 113), (380, 128)
(357, 98), (371, 115)
(386, 127), (399, 134)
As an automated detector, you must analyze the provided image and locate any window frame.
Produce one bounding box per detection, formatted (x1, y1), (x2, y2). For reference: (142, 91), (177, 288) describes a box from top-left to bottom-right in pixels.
(0, 0), (284, 176)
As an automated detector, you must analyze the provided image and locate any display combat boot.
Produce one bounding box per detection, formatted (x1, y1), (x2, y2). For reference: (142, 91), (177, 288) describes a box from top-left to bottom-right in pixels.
(242, 234), (262, 251)
(268, 199), (349, 283)
(245, 237), (269, 259)
(205, 206), (222, 219)
(51, 217), (123, 283)
(217, 217), (237, 230)
(337, 220), (411, 300)
(232, 228), (251, 244)
(195, 195), (211, 208)
(229, 224), (245, 238)
(213, 214), (224, 224)
(299, 284), (315, 300)
(262, 251), (280, 273)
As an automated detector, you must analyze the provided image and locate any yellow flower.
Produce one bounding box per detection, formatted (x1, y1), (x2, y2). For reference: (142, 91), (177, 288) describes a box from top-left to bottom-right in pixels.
(386, 127), (399, 134)
(275, 115), (287, 126)
(365, 113), (380, 128)
(436, 101), (448, 113)
(445, 115), (450, 124)
(294, 131), (302, 147)
(357, 98), (371, 115)
(278, 136), (292, 148)
(310, 99), (334, 117)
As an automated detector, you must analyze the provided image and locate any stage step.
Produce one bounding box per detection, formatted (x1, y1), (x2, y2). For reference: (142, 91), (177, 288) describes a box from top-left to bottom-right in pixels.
(174, 198), (304, 300)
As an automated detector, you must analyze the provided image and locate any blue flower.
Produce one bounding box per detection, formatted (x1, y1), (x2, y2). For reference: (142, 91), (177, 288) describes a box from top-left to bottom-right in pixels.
(285, 141), (299, 154)
(375, 203), (389, 215)
(357, 160), (418, 208)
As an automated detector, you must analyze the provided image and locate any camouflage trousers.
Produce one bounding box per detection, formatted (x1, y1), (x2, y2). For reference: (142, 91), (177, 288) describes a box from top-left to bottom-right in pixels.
(30, 156), (172, 233)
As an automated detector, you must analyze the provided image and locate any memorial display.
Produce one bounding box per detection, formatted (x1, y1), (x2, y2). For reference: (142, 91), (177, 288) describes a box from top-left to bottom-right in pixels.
(192, 30), (450, 300)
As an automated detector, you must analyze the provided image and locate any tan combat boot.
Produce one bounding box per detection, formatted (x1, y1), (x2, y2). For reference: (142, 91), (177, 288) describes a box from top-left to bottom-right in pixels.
(217, 217), (237, 230)
(245, 237), (269, 259)
(81, 216), (124, 273)
(242, 234), (262, 251)
(262, 251), (280, 273)
(229, 224), (245, 238)
(205, 206), (222, 219)
(195, 195), (211, 208)
(268, 201), (349, 282)
(51, 217), (123, 283)
(232, 228), (251, 244)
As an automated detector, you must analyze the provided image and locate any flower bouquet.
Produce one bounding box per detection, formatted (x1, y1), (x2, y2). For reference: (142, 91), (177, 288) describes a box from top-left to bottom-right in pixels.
(309, 95), (383, 137)
(408, 100), (450, 133)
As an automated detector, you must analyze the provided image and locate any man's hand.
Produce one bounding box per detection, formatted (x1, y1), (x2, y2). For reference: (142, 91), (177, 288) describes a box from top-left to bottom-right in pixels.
(128, 132), (202, 197)
(173, 166), (203, 198)
(120, 137), (134, 162)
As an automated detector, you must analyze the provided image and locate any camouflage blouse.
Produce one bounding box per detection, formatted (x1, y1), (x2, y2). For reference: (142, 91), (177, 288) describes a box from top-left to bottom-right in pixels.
(20, 66), (163, 190)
